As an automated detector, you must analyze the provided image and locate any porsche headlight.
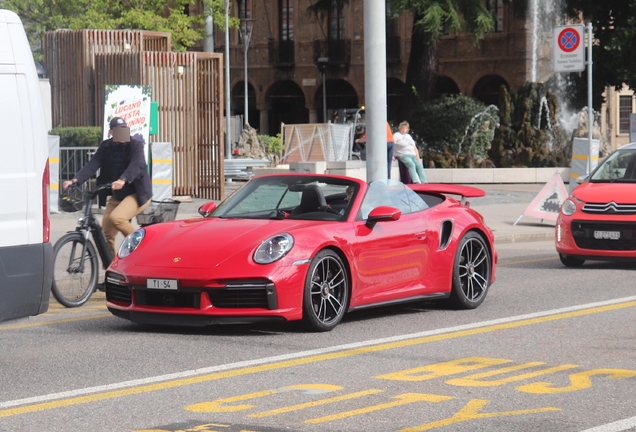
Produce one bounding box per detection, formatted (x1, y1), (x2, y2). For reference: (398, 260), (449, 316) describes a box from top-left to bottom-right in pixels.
(254, 234), (294, 264)
(118, 229), (145, 259)
(561, 198), (577, 216)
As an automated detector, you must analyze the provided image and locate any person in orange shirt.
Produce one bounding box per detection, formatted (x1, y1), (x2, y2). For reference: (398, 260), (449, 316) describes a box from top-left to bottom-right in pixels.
(386, 122), (395, 179)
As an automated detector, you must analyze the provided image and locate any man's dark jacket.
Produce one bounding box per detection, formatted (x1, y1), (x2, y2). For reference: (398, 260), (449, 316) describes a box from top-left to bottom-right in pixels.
(74, 138), (152, 206)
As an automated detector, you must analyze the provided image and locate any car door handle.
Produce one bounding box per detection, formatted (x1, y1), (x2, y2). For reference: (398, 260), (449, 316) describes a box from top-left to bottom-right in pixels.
(415, 231), (427, 240)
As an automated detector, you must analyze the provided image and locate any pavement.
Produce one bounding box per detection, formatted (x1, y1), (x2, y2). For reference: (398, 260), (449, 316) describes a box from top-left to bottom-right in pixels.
(50, 182), (556, 247)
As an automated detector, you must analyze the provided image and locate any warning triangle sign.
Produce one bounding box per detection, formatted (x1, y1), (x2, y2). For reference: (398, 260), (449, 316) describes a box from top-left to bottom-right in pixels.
(514, 172), (569, 225)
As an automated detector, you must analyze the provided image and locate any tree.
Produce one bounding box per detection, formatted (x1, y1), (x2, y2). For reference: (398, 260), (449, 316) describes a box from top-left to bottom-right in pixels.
(306, 0), (495, 119)
(563, 0), (636, 110)
(389, 0), (495, 119)
(3, 0), (236, 57)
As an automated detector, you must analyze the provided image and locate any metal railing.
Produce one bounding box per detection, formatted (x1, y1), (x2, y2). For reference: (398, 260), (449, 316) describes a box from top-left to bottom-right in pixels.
(268, 39), (295, 66)
(59, 147), (98, 195)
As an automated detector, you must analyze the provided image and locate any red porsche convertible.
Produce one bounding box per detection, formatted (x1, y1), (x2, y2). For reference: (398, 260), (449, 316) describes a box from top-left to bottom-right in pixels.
(105, 174), (497, 331)
(556, 142), (636, 266)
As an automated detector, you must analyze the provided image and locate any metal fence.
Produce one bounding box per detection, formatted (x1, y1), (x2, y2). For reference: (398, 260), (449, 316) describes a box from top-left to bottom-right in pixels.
(58, 147), (98, 195)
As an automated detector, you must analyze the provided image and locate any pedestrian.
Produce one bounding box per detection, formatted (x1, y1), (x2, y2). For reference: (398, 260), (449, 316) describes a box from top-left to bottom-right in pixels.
(62, 117), (152, 267)
(386, 122), (395, 179)
(353, 125), (367, 160)
(393, 121), (427, 183)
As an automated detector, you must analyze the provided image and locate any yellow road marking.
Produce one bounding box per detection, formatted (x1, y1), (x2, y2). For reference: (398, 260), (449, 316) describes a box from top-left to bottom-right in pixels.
(305, 393), (453, 424)
(498, 257), (558, 266)
(249, 389), (383, 418)
(2, 299), (635, 418)
(399, 399), (560, 431)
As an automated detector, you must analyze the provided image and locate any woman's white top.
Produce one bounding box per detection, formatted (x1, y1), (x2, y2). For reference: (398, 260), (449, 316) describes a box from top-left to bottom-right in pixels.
(393, 131), (417, 157)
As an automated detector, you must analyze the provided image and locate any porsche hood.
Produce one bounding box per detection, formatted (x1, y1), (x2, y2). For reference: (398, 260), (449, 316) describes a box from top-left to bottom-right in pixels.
(124, 217), (316, 269)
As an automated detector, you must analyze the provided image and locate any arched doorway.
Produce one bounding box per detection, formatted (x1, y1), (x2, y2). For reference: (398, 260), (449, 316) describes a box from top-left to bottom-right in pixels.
(387, 78), (407, 123)
(472, 75), (509, 106)
(266, 80), (308, 135)
(232, 81), (259, 130)
(315, 79), (358, 123)
(431, 75), (460, 99)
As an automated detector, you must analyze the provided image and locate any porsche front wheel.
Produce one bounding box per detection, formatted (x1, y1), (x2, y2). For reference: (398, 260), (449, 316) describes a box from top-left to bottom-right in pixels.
(449, 232), (491, 309)
(302, 250), (349, 332)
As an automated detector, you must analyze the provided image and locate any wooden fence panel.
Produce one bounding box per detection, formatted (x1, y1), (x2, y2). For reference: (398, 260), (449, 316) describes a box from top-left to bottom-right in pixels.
(95, 52), (224, 200)
(196, 55), (225, 200)
(44, 29), (170, 128)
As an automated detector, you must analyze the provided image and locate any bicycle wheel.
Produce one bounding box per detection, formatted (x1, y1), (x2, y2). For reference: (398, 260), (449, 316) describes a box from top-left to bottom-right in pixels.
(52, 232), (99, 307)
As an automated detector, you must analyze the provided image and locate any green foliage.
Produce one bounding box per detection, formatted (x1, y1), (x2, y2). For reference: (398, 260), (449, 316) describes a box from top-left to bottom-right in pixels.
(3, 0), (238, 57)
(307, 0), (349, 23)
(564, 1), (636, 107)
(50, 126), (102, 147)
(410, 95), (499, 167)
(389, 0), (493, 44)
(258, 133), (283, 156)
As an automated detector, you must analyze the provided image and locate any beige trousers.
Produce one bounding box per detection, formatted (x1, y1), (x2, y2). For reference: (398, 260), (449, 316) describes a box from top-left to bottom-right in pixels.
(102, 194), (151, 258)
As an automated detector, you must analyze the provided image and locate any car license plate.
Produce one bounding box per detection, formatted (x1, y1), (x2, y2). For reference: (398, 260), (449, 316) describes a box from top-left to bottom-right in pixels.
(594, 230), (620, 240)
(146, 278), (178, 290)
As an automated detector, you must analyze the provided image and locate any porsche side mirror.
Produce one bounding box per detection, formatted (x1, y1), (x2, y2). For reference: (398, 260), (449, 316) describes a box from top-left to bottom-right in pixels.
(365, 206), (401, 228)
(198, 202), (217, 217)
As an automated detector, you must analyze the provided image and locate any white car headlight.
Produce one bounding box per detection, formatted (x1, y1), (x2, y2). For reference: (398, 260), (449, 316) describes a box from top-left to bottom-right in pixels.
(118, 229), (145, 259)
(254, 234), (294, 264)
(561, 198), (577, 216)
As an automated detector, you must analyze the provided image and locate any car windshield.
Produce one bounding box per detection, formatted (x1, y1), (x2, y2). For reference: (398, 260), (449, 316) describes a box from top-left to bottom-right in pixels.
(211, 176), (358, 221)
(590, 148), (636, 183)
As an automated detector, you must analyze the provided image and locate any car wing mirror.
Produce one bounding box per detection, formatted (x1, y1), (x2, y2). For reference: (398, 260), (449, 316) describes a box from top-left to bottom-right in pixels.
(576, 174), (588, 184)
(198, 202), (217, 217)
(365, 206), (401, 228)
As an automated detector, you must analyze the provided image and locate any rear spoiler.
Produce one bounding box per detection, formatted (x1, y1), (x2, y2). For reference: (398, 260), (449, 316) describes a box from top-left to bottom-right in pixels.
(409, 183), (485, 203)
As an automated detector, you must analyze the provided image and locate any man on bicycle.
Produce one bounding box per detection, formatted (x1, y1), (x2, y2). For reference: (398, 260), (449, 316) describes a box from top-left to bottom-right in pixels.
(63, 116), (152, 267)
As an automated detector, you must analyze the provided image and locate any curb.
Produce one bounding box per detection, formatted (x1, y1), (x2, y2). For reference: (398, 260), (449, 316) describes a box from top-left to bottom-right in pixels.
(494, 232), (554, 244)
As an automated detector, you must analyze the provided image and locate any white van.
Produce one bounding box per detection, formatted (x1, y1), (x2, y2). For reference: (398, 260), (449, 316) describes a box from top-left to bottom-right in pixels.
(0, 9), (53, 322)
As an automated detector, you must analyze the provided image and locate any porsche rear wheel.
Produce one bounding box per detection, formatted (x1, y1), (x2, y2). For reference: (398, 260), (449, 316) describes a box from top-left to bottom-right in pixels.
(302, 250), (349, 332)
(559, 253), (585, 267)
(449, 232), (491, 309)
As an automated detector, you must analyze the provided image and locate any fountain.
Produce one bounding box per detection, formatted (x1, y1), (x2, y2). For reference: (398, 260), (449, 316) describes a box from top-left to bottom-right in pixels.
(456, 105), (500, 158)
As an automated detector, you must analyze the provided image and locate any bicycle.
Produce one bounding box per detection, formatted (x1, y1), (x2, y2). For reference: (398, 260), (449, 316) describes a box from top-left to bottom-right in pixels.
(52, 183), (114, 307)
(52, 185), (182, 307)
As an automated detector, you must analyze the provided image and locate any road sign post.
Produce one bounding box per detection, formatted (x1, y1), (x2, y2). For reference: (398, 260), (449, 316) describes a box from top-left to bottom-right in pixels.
(554, 23), (594, 175)
(553, 25), (585, 73)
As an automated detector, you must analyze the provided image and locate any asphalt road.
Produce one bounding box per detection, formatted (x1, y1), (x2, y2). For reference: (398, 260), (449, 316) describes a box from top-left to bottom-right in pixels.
(2, 241), (636, 432)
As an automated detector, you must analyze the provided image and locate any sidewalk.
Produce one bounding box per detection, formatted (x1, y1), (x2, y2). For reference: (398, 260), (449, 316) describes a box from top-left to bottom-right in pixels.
(50, 183), (556, 247)
(469, 183), (555, 244)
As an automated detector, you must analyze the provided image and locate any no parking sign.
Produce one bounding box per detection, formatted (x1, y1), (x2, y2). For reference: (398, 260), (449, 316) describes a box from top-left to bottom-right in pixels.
(553, 25), (585, 72)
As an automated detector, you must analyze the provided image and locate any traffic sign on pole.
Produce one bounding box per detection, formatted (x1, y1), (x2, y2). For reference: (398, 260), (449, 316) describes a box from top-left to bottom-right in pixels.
(553, 25), (585, 72)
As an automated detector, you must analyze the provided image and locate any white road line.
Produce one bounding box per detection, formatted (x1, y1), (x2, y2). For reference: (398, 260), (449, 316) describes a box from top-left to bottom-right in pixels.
(2, 295), (636, 410)
(579, 417), (636, 432)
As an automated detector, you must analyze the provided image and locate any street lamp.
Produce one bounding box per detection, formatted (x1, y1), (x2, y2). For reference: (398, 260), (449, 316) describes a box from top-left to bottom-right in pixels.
(240, 18), (255, 127)
(224, 0), (231, 159)
(317, 57), (329, 122)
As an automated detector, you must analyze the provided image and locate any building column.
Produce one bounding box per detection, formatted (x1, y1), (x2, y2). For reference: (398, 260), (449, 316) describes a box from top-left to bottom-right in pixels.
(259, 109), (269, 135)
(309, 109), (317, 124)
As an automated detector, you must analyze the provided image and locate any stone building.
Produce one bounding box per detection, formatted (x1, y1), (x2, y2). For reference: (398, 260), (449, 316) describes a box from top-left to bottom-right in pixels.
(192, 0), (554, 136)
